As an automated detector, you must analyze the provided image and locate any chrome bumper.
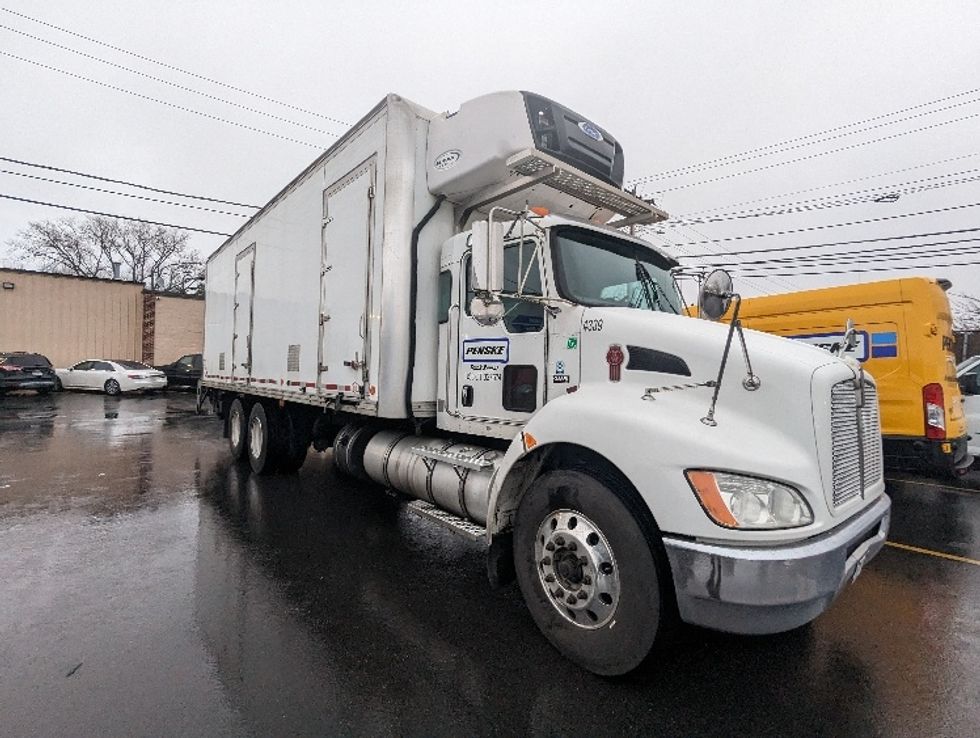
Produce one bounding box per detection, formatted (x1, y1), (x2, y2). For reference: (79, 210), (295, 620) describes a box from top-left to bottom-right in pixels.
(663, 494), (891, 634)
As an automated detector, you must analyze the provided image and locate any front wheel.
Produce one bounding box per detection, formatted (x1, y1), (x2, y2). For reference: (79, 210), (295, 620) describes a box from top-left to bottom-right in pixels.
(104, 379), (121, 396)
(513, 469), (666, 676)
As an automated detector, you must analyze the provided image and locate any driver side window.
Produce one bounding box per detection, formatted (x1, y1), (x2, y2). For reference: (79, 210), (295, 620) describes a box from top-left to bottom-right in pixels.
(465, 242), (545, 334)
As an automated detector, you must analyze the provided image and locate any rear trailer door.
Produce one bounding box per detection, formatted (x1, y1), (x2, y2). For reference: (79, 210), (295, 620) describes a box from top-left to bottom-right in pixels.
(232, 244), (256, 382)
(318, 158), (376, 400)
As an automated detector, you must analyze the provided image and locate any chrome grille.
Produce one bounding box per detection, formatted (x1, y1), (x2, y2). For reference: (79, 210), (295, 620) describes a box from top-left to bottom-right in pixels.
(830, 379), (883, 507)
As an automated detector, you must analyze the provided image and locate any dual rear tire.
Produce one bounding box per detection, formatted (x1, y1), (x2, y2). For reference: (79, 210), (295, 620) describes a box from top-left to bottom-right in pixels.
(227, 398), (309, 474)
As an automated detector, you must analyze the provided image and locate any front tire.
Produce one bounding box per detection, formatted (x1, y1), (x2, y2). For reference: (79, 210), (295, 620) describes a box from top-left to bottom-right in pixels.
(513, 469), (665, 676)
(104, 379), (121, 396)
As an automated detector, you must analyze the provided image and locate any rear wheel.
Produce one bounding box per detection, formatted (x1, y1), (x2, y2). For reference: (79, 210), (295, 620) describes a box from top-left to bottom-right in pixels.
(513, 469), (665, 676)
(227, 399), (248, 460)
(277, 409), (310, 473)
(246, 402), (281, 475)
(104, 379), (121, 396)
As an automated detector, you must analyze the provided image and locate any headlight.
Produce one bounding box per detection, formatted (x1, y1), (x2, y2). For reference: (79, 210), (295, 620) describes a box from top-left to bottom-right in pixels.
(685, 471), (814, 529)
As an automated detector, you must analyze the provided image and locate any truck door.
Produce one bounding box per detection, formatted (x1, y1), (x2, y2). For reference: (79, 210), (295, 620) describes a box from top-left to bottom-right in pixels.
(318, 158), (376, 399)
(231, 244), (255, 382)
(452, 239), (547, 425)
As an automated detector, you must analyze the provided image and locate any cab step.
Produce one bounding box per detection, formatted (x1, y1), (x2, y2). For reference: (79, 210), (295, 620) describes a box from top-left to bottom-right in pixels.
(405, 499), (486, 542)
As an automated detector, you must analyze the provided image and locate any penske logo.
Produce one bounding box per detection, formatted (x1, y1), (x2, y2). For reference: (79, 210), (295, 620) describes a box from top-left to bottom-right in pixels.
(462, 338), (509, 364)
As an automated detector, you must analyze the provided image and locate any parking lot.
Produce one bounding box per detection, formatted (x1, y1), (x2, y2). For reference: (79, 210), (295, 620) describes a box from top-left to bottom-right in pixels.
(1, 391), (978, 737)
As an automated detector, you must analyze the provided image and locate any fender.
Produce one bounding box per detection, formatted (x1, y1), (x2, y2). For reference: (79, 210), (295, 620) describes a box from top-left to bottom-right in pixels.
(487, 380), (837, 544)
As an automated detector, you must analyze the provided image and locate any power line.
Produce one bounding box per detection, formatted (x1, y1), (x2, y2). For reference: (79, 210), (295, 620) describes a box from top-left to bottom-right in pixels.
(672, 152), (980, 220)
(0, 193), (232, 236)
(736, 256), (980, 279)
(0, 23), (343, 138)
(0, 6), (351, 128)
(663, 169), (980, 227)
(716, 237), (980, 270)
(0, 51), (321, 148)
(673, 225), (980, 259)
(0, 169), (249, 217)
(629, 90), (980, 185)
(652, 201), (980, 247)
(636, 110), (980, 196)
(660, 222), (799, 293)
(0, 155), (259, 208)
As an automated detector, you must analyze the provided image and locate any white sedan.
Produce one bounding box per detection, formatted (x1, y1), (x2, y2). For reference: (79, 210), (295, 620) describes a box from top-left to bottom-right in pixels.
(56, 359), (167, 395)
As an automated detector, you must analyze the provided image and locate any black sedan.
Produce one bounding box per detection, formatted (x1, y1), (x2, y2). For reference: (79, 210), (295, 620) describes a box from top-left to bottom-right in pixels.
(155, 353), (202, 389)
(0, 352), (59, 395)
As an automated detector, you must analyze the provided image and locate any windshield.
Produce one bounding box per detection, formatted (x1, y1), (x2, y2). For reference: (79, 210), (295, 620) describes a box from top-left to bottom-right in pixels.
(551, 227), (682, 314)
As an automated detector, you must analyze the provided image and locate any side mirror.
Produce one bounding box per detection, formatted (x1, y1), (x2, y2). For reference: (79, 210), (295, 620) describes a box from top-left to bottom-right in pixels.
(698, 269), (734, 321)
(469, 296), (505, 326)
(471, 220), (504, 294)
(959, 373), (980, 396)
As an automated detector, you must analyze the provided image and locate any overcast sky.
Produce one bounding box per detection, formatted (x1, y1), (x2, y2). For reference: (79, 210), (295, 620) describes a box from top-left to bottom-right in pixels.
(2, 0), (979, 308)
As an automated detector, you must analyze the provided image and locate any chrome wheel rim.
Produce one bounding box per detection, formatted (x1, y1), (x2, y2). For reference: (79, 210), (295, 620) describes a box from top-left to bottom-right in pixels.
(230, 407), (242, 449)
(248, 415), (263, 459)
(534, 509), (620, 629)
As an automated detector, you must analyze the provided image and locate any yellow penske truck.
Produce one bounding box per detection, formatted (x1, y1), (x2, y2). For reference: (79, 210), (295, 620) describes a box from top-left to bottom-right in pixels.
(733, 277), (972, 476)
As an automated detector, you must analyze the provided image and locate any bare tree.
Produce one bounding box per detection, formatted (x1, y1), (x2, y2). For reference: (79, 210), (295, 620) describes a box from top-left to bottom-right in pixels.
(951, 292), (980, 332)
(8, 215), (203, 294)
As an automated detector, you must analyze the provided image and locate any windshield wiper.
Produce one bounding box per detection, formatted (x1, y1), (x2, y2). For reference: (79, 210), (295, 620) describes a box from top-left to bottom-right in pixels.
(634, 260), (678, 314)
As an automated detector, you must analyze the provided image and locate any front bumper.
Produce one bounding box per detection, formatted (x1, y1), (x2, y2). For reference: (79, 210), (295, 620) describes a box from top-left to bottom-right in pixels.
(663, 494), (891, 635)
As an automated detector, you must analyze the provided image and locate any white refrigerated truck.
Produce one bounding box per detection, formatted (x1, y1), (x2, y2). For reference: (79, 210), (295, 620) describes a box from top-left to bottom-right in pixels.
(200, 91), (891, 675)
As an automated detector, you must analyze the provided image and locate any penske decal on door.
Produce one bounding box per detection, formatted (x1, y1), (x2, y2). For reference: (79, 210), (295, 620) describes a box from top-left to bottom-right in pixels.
(462, 338), (509, 364)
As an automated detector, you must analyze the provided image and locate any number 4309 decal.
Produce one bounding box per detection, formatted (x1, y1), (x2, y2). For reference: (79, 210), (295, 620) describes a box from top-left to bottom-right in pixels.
(583, 318), (604, 332)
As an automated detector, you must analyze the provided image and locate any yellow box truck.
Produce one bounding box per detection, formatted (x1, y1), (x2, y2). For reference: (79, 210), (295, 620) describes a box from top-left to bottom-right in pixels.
(732, 277), (972, 476)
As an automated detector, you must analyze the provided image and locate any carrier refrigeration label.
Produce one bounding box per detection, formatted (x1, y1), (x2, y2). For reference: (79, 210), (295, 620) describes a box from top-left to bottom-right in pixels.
(788, 331), (870, 362)
(462, 338), (509, 364)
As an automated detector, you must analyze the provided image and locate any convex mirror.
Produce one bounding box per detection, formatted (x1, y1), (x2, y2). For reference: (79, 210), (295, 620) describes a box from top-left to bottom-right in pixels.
(699, 268), (734, 321)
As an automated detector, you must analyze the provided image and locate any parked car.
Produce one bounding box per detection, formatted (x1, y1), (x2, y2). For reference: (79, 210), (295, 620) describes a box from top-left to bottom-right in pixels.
(155, 353), (202, 389)
(0, 351), (59, 395)
(958, 355), (980, 462)
(56, 359), (167, 395)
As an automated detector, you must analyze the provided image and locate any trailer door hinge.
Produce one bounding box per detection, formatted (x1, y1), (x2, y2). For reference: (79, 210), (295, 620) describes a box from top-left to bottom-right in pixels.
(367, 185), (375, 199)
(321, 265), (332, 276)
(318, 364), (329, 373)
(319, 314), (331, 325)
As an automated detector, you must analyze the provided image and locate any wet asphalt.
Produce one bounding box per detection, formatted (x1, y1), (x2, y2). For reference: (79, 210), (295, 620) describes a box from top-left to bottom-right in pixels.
(0, 392), (978, 738)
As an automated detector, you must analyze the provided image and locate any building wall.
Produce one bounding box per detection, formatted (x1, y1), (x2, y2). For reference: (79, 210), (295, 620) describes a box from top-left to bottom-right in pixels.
(149, 293), (205, 365)
(0, 269), (143, 367)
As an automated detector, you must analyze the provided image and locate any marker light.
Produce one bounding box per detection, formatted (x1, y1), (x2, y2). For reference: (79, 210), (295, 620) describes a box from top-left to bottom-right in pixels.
(685, 471), (814, 529)
(529, 206), (550, 217)
(922, 383), (946, 440)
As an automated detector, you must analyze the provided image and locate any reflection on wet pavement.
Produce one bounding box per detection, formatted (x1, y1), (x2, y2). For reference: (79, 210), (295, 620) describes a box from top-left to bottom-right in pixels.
(1, 392), (978, 736)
